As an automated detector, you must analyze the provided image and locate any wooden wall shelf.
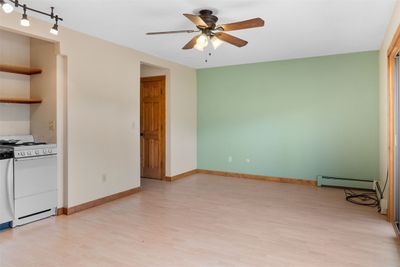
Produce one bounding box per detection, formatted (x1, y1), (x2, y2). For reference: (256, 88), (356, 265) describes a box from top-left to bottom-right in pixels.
(0, 98), (42, 104)
(0, 64), (42, 75)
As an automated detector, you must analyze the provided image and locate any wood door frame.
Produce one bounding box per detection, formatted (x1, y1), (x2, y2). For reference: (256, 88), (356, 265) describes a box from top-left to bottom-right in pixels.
(387, 24), (400, 223)
(140, 75), (166, 180)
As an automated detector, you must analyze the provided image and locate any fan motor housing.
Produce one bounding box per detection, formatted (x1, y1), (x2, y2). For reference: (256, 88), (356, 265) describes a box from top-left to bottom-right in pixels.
(198, 9), (218, 29)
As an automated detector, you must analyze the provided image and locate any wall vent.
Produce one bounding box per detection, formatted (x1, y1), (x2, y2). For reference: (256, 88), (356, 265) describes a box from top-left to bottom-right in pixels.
(317, 175), (374, 190)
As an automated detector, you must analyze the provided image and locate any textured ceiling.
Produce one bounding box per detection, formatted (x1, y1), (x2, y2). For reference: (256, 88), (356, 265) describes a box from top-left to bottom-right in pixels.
(19, 0), (396, 68)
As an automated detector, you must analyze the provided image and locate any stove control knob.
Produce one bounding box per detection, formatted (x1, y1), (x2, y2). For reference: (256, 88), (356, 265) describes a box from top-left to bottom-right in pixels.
(35, 150), (39, 155)
(21, 152), (25, 156)
(48, 149), (53, 154)
(27, 151), (32, 156)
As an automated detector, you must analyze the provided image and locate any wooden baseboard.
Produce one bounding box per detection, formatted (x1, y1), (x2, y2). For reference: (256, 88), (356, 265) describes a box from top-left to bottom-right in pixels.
(164, 169), (198, 181)
(63, 187), (142, 215)
(57, 208), (67, 216)
(197, 169), (317, 187)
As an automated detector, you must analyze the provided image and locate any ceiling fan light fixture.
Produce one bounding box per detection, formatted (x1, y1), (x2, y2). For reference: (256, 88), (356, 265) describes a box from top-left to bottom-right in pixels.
(211, 35), (223, 49)
(194, 44), (205, 51)
(194, 34), (208, 51)
(146, 10), (265, 51)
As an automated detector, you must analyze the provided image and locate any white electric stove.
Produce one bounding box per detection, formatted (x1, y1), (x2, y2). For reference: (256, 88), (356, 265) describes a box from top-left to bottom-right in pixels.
(0, 135), (57, 227)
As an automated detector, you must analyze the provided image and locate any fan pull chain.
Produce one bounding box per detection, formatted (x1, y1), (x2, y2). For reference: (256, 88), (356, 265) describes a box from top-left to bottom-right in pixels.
(205, 52), (212, 63)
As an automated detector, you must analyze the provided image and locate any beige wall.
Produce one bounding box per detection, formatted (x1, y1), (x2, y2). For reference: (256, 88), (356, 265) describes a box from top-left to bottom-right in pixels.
(0, 29), (31, 135)
(140, 64), (168, 77)
(30, 38), (57, 143)
(0, 12), (197, 208)
(139, 62), (197, 177)
(379, 0), (400, 198)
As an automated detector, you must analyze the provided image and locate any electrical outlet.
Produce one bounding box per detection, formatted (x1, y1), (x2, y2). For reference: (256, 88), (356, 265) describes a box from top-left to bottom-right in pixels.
(48, 120), (56, 131)
(102, 174), (107, 183)
(228, 156), (233, 163)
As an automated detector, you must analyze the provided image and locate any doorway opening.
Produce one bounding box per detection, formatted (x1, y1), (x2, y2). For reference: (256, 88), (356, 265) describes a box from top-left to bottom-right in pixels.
(140, 63), (167, 180)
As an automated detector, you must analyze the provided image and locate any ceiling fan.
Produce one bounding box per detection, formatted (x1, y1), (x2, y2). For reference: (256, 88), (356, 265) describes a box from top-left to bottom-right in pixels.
(146, 9), (265, 51)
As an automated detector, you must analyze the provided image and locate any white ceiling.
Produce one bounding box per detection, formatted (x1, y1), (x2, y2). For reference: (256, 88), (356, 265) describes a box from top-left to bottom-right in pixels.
(21, 0), (396, 69)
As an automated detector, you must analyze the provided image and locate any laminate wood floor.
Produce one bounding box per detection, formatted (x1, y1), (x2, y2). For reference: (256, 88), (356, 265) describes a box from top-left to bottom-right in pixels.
(0, 174), (399, 267)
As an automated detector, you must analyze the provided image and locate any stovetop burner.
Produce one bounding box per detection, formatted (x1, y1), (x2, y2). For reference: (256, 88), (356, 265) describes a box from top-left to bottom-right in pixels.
(0, 140), (47, 147)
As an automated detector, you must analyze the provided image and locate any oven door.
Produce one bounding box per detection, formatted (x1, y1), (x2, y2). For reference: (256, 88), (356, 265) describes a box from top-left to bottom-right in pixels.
(14, 155), (57, 218)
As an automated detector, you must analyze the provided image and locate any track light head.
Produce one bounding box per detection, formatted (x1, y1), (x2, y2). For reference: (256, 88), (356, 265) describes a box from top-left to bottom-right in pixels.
(50, 15), (59, 35)
(20, 5), (29, 27)
(20, 13), (29, 26)
(50, 23), (58, 35)
(2, 1), (14, 13)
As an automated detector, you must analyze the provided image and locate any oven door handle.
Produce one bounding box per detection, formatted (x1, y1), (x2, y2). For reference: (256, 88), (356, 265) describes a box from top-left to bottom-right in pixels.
(5, 159), (14, 215)
(15, 155), (57, 161)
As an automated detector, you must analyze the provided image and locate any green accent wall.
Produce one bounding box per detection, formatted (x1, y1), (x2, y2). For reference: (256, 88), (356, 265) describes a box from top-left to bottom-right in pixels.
(197, 51), (379, 181)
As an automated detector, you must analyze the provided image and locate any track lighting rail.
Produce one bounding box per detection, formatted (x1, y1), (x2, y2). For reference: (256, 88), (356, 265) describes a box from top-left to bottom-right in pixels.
(0, 0), (63, 35)
(8, 0), (63, 21)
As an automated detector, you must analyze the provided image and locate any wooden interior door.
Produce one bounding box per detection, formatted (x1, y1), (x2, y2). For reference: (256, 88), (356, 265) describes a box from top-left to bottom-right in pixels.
(140, 76), (166, 179)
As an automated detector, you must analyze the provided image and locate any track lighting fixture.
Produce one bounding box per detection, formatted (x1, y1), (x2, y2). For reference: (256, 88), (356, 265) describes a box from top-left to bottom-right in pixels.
(50, 16), (59, 35)
(1, 0), (13, 13)
(1, 1), (63, 34)
(20, 5), (29, 27)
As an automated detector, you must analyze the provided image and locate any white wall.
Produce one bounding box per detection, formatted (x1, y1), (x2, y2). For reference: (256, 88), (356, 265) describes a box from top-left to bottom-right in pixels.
(379, 0), (400, 197)
(0, 29), (31, 135)
(0, 12), (197, 208)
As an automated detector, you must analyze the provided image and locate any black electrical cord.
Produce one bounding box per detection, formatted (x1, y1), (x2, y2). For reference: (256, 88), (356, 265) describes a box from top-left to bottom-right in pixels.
(343, 170), (389, 212)
(380, 170), (389, 199)
(344, 189), (380, 208)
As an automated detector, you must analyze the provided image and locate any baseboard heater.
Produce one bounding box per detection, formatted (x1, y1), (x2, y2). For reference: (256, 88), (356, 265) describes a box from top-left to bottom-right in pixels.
(317, 175), (374, 190)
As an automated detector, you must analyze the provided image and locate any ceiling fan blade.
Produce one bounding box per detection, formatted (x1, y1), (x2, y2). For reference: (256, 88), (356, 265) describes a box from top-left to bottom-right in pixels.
(220, 18), (265, 31)
(183, 14), (208, 28)
(147, 30), (198, 35)
(214, 32), (248, 47)
(182, 35), (200, 50)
